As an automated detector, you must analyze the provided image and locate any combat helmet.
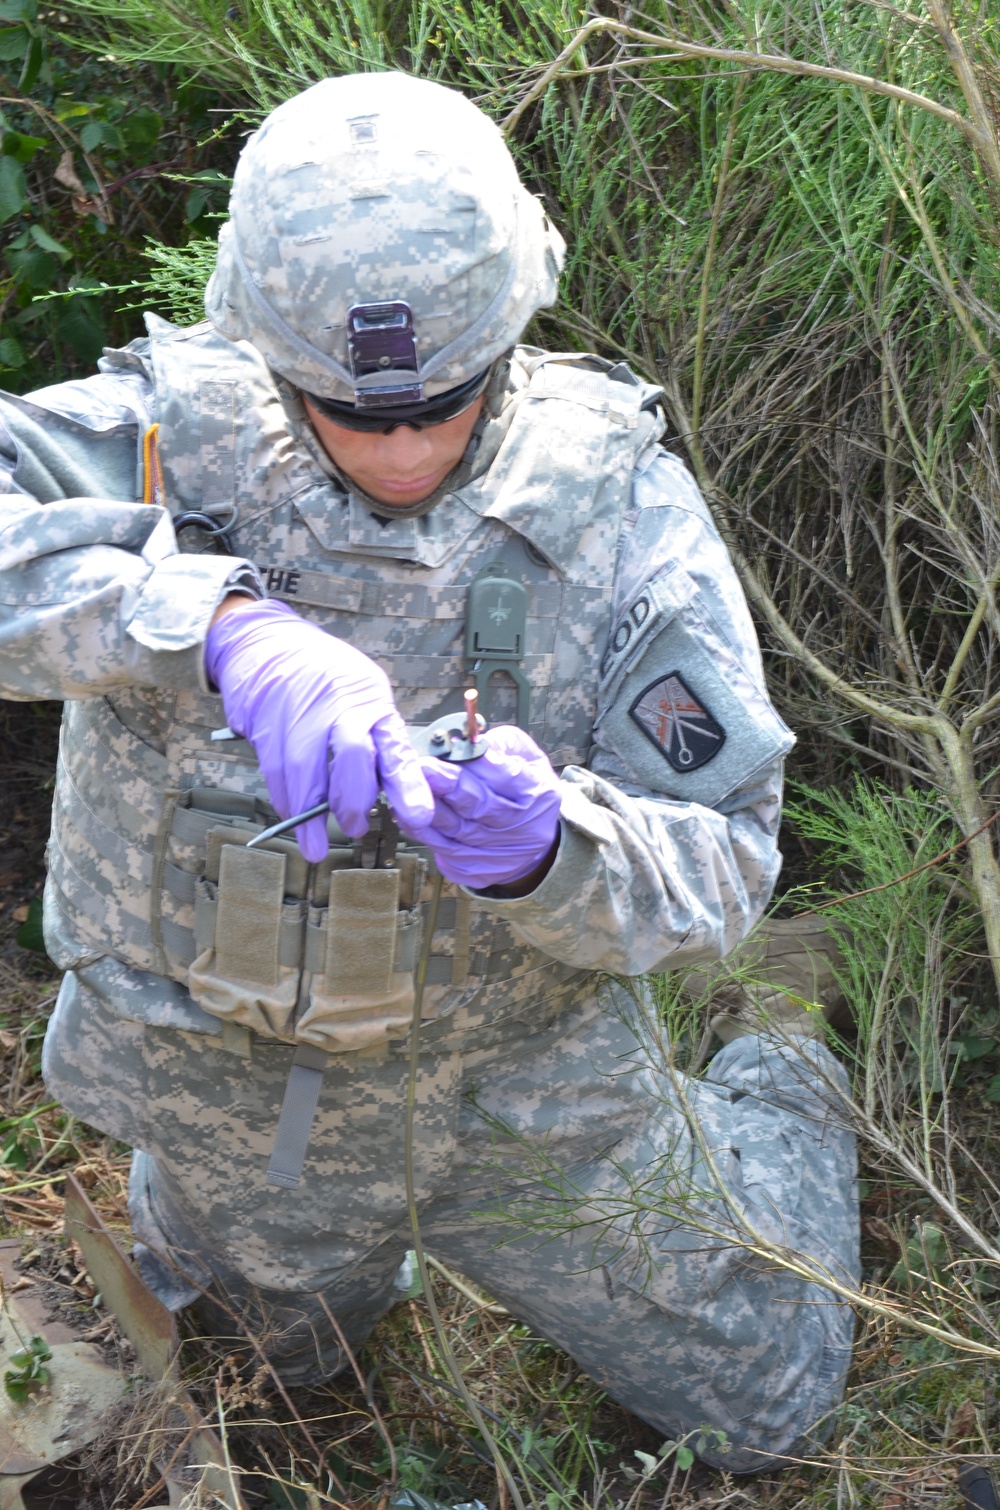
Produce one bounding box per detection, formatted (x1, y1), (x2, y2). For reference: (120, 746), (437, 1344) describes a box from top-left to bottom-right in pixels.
(205, 71), (566, 412)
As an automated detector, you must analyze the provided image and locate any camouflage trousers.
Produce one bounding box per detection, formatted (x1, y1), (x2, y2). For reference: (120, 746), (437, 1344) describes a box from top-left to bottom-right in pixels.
(43, 965), (859, 1474)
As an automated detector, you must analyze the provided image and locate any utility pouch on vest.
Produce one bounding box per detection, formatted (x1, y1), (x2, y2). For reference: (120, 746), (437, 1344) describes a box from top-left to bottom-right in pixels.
(156, 789), (427, 1190)
(156, 788), (425, 1053)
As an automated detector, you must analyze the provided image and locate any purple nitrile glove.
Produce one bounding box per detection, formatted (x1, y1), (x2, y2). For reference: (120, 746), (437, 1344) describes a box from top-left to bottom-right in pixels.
(205, 599), (433, 862)
(405, 725), (562, 890)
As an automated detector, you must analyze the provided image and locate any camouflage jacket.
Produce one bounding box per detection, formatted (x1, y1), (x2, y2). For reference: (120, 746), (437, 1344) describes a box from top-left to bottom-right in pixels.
(0, 317), (790, 1046)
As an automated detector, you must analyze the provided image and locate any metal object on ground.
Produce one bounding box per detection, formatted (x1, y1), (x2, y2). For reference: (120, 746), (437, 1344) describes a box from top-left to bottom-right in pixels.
(63, 1174), (245, 1510)
(0, 1238), (127, 1509)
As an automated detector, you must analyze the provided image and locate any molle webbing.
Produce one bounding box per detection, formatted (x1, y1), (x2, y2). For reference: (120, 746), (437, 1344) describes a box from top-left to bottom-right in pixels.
(154, 789), (465, 991)
(259, 566), (562, 622)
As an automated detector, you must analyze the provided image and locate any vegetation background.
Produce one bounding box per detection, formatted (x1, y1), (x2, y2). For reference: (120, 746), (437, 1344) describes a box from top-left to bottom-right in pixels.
(3, 0), (1000, 1506)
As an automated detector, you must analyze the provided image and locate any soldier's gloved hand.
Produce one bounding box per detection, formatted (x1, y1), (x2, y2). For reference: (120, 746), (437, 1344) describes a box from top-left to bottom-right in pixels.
(205, 599), (434, 861)
(406, 726), (562, 890)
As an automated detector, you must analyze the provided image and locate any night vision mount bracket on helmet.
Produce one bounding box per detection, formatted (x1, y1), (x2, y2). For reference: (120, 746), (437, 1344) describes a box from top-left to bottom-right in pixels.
(347, 301), (423, 409)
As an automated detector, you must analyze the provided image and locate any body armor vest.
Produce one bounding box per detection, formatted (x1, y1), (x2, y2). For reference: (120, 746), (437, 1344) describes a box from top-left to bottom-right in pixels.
(45, 321), (663, 1055)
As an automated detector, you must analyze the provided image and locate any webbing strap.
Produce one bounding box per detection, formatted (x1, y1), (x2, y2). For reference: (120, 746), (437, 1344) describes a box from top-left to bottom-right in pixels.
(266, 1043), (329, 1188)
(55, 764), (137, 873)
(162, 860), (197, 904)
(424, 956), (457, 986)
(171, 804), (234, 847)
(199, 379), (236, 511)
(47, 843), (154, 951)
(160, 917), (197, 966)
(221, 1020), (253, 1057)
(423, 897), (457, 929)
(452, 895), (471, 984)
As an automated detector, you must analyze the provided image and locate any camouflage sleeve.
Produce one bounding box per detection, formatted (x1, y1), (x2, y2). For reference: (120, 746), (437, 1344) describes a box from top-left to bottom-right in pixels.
(476, 449), (787, 975)
(0, 363), (263, 700)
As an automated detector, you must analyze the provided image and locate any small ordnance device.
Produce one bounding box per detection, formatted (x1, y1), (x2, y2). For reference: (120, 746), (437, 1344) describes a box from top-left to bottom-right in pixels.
(244, 692), (487, 851)
(409, 687), (486, 764)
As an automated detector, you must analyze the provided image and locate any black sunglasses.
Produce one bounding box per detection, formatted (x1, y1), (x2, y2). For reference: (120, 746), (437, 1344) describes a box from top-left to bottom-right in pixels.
(303, 367), (491, 434)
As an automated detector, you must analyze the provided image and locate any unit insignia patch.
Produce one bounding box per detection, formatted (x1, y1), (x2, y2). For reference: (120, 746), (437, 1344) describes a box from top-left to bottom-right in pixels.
(628, 672), (726, 773)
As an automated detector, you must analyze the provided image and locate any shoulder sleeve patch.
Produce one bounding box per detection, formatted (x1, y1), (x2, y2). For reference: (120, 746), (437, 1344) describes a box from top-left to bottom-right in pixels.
(596, 585), (794, 807)
(629, 671), (725, 773)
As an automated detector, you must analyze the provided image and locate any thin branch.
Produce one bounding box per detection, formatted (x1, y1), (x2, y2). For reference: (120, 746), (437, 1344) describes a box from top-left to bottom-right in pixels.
(501, 16), (982, 166)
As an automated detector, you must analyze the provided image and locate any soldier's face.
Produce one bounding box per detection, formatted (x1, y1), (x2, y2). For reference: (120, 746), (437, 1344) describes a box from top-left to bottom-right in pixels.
(304, 395), (485, 507)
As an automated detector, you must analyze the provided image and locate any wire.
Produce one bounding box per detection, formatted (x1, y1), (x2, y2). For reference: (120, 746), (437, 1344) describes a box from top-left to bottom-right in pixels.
(403, 872), (530, 1510)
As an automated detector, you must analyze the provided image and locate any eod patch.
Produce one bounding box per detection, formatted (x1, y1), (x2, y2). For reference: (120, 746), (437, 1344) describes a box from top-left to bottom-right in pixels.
(596, 564), (794, 806)
(629, 672), (725, 773)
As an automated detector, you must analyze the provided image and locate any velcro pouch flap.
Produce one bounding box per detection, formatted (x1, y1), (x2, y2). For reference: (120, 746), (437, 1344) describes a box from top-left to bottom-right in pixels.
(216, 844), (286, 987)
(326, 868), (399, 996)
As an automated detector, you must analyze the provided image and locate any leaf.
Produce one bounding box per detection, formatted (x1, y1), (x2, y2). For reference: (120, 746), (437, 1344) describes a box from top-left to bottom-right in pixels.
(1, 129), (45, 164)
(1, 1129), (28, 1168)
(19, 32), (42, 91)
(634, 1450), (658, 1474)
(4, 1335), (51, 1402)
(0, 154), (26, 223)
(185, 185), (210, 222)
(55, 301), (105, 363)
(53, 148), (84, 194)
(0, 0), (36, 20)
(985, 1074), (1000, 1102)
(29, 223), (70, 259)
(15, 895), (45, 952)
(889, 1221), (948, 1287)
(0, 23), (28, 58)
(676, 1446), (695, 1470)
(952, 1034), (996, 1062)
(120, 104), (162, 152)
(0, 336), (25, 367)
(53, 101), (90, 123)
(80, 119), (122, 154)
(6, 246), (58, 290)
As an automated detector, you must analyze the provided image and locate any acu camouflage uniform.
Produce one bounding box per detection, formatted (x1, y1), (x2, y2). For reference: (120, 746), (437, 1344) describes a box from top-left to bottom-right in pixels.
(0, 72), (858, 1470)
(0, 322), (858, 1470)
